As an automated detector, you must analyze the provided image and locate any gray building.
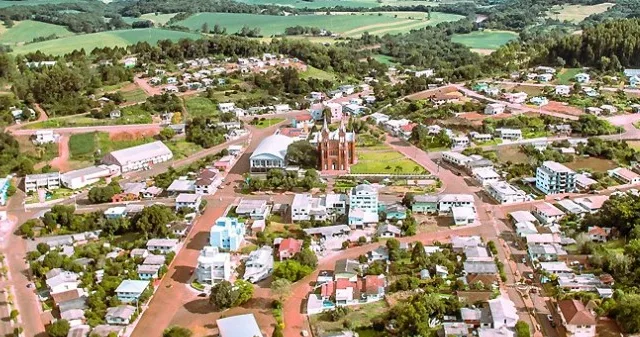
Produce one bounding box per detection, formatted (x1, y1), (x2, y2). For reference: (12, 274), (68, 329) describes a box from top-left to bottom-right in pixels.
(535, 161), (576, 195)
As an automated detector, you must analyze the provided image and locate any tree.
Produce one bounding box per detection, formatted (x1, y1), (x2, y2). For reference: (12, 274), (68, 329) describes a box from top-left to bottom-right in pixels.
(46, 319), (70, 337)
(402, 192), (414, 207)
(201, 23), (209, 34)
(209, 281), (238, 310)
(386, 238), (401, 261)
(411, 241), (428, 268)
(133, 204), (176, 238)
(158, 127), (176, 141)
(272, 324), (284, 337)
(293, 248), (317, 268)
(233, 279), (254, 306)
(285, 141), (319, 169)
(171, 112), (182, 124)
(616, 293), (640, 333)
(9, 309), (18, 321)
(270, 278), (292, 302)
(163, 326), (192, 337)
(273, 260), (313, 282)
(515, 321), (530, 337)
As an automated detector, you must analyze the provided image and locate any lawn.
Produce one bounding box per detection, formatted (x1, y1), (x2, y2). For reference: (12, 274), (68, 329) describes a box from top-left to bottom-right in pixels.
(556, 68), (582, 85)
(69, 131), (154, 160)
(252, 118), (285, 129)
(351, 145), (427, 174)
(372, 54), (398, 66)
(11, 28), (203, 55)
(0, 20), (75, 45)
(177, 12), (462, 37)
(546, 3), (614, 23)
(69, 132), (97, 160)
(164, 139), (204, 160)
(121, 88), (148, 103)
(496, 146), (529, 164)
(300, 66), (336, 81)
(310, 301), (387, 336)
(451, 30), (518, 50)
(184, 96), (219, 118)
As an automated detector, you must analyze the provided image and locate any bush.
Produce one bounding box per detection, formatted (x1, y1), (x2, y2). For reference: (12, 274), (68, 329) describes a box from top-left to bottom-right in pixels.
(487, 241), (498, 255)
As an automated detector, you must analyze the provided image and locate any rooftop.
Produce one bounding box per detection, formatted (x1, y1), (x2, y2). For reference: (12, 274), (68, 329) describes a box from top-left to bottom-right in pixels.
(216, 314), (263, 337)
(535, 202), (566, 217)
(249, 134), (295, 161)
(105, 141), (172, 165)
(115, 280), (149, 294)
(541, 161), (574, 173)
(558, 299), (596, 325)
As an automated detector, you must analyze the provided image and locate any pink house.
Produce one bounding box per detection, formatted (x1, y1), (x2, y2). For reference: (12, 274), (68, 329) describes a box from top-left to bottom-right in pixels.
(278, 238), (303, 260)
(324, 102), (343, 121)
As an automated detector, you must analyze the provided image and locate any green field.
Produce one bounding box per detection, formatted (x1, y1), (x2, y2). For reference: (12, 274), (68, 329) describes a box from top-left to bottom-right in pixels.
(26, 106), (152, 129)
(11, 28), (202, 55)
(70, 131), (155, 160)
(372, 54), (398, 66)
(351, 145), (426, 174)
(123, 13), (177, 26)
(451, 30), (518, 50)
(252, 118), (285, 128)
(300, 66), (336, 81)
(0, 20), (75, 45)
(556, 68), (582, 84)
(121, 88), (148, 103)
(237, 0), (463, 9)
(546, 3), (614, 23)
(177, 12), (462, 37)
(185, 96), (219, 118)
(0, 0), (91, 8)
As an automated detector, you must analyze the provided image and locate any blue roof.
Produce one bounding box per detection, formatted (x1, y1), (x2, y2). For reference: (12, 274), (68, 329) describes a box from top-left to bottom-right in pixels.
(217, 314), (263, 337)
(115, 280), (149, 294)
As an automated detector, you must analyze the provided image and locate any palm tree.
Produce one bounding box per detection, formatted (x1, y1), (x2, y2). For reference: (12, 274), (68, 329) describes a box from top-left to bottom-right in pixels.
(394, 165), (402, 174)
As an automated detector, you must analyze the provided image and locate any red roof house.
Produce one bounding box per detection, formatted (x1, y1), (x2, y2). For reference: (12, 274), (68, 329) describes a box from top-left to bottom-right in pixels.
(278, 238), (303, 260)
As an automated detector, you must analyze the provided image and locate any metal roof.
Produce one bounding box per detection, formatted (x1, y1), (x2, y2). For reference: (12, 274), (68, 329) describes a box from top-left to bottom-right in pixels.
(105, 141), (172, 166)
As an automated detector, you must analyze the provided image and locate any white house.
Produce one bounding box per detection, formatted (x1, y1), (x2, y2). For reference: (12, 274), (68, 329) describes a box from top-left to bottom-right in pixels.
(555, 85), (571, 96)
(485, 181), (528, 204)
(608, 167), (640, 184)
(557, 299), (596, 337)
(115, 280), (149, 303)
(196, 246), (231, 285)
(488, 297), (518, 329)
(146, 238), (179, 254)
(472, 167), (500, 186)
(34, 130), (58, 144)
(243, 246), (274, 283)
(24, 172), (60, 193)
(218, 102), (236, 113)
(533, 202), (566, 225)
(441, 151), (472, 167)
(484, 103), (506, 115)
(175, 193), (202, 211)
(105, 305), (136, 325)
(415, 69), (434, 78)
(575, 73), (591, 84)
(495, 128), (522, 141)
(438, 194), (474, 213)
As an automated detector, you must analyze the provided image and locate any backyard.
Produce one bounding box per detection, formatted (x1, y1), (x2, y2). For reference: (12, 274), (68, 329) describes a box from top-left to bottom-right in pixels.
(309, 301), (388, 337)
(351, 145), (427, 174)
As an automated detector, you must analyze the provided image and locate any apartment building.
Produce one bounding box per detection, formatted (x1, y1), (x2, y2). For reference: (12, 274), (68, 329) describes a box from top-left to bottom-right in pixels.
(536, 161), (577, 195)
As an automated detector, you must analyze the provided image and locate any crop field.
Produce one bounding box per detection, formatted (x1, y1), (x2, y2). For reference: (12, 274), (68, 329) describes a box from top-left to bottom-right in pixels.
(70, 131), (155, 160)
(237, 0), (467, 9)
(546, 3), (614, 23)
(0, 20), (75, 45)
(451, 30), (518, 50)
(177, 12), (462, 37)
(11, 28), (202, 55)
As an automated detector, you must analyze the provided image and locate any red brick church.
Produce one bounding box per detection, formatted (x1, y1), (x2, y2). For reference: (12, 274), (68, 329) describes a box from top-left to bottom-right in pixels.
(318, 118), (356, 171)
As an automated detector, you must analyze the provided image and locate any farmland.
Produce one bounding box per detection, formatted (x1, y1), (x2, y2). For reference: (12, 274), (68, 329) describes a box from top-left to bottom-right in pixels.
(546, 3), (614, 23)
(451, 30), (518, 50)
(0, 20), (75, 45)
(0, 0), (90, 7)
(123, 13), (177, 26)
(236, 0), (464, 9)
(10, 28), (202, 55)
(177, 12), (463, 37)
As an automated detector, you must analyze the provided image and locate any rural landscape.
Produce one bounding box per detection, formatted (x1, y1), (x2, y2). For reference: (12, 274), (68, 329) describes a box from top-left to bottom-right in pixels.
(0, 0), (640, 337)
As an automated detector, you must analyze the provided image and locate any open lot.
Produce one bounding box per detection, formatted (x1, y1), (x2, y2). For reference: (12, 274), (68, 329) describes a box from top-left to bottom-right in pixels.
(177, 12), (462, 37)
(184, 96), (219, 118)
(0, 20), (75, 45)
(69, 131), (155, 160)
(451, 30), (518, 50)
(309, 301), (387, 336)
(556, 67), (582, 85)
(11, 28), (202, 55)
(546, 3), (614, 23)
(564, 156), (617, 172)
(351, 144), (426, 174)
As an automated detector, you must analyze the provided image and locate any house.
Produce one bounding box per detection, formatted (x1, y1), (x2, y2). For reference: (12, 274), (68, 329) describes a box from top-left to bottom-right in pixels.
(243, 246), (274, 283)
(452, 206), (476, 226)
(537, 73), (553, 82)
(415, 69), (434, 78)
(249, 134), (295, 173)
(485, 181), (527, 204)
(533, 202), (566, 225)
(538, 261), (573, 277)
(104, 207), (127, 220)
(586, 107), (603, 115)
(362, 274), (386, 302)
(556, 199), (588, 216)
(503, 92), (528, 104)
(530, 96), (549, 106)
(324, 102), (343, 121)
(167, 179), (196, 195)
(470, 132), (493, 143)
(334, 259), (361, 281)
(451, 135), (470, 148)
(195, 168), (222, 195)
(587, 226), (609, 242)
(343, 104), (365, 116)
(464, 260), (498, 285)
(61, 165), (121, 190)
(218, 102), (236, 113)
(67, 325), (91, 337)
(556, 299), (596, 337)
(115, 280), (149, 303)
(536, 161), (576, 195)
(575, 73), (591, 83)
(216, 314), (263, 337)
(137, 264), (161, 280)
(558, 273), (605, 292)
(24, 172), (61, 193)
(488, 297), (518, 329)
(472, 167), (500, 186)
(235, 198), (271, 220)
(495, 128), (522, 141)
(348, 208), (379, 228)
(438, 194), (474, 213)
(175, 193), (202, 211)
(51, 288), (84, 307)
(146, 238), (178, 254)
(536, 66), (557, 74)
(143, 254), (165, 266)
(46, 269), (79, 294)
(451, 236), (483, 252)
(196, 246), (231, 285)
(412, 195), (439, 214)
(608, 167), (640, 184)
(575, 173), (597, 190)
(484, 103), (506, 115)
(573, 195), (609, 213)
(377, 224), (401, 238)
(528, 243), (567, 261)
(102, 141), (173, 173)
(278, 238), (303, 260)
(323, 193), (348, 216)
(105, 305), (136, 325)
(435, 265), (449, 277)
(555, 85), (571, 96)
(91, 325), (124, 337)
(130, 249), (148, 259)
(348, 184), (379, 226)
(379, 203), (407, 220)
(442, 151), (472, 167)
(34, 130), (58, 145)
(509, 210), (538, 224)
(367, 246), (389, 262)
(368, 112), (389, 125)
(210, 217), (245, 251)
(123, 57), (137, 68)
(515, 222), (538, 237)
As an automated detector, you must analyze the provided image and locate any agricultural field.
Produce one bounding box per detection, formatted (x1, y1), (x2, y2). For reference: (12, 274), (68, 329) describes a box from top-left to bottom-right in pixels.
(123, 13), (177, 26)
(300, 66), (336, 81)
(184, 96), (219, 118)
(451, 30), (518, 51)
(121, 88), (148, 103)
(177, 12), (463, 37)
(10, 28), (202, 55)
(0, 0), (91, 7)
(546, 3), (614, 23)
(237, 0), (465, 9)
(351, 144), (426, 174)
(69, 131), (155, 160)
(0, 20), (75, 45)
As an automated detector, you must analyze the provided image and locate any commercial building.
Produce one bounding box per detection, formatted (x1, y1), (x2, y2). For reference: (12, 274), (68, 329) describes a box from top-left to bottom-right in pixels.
(196, 246), (231, 285)
(349, 184), (378, 212)
(61, 165), (121, 190)
(536, 161), (576, 195)
(249, 134), (295, 173)
(102, 141), (173, 173)
(24, 172), (60, 192)
(210, 217), (246, 251)
(472, 168), (501, 186)
(485, 181), (527, 204)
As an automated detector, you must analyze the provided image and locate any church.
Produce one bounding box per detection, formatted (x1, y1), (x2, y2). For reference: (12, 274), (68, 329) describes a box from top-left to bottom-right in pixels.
(317, 119), (356, 171)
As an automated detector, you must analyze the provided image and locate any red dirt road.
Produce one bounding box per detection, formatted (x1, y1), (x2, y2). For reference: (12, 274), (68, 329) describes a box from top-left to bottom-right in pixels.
(50, 135), (70, 172)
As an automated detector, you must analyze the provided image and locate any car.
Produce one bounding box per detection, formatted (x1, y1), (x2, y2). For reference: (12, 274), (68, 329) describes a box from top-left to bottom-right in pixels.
(547, 314), (553, 322)
(26, 283), (34, 288)
(554, 197), (562, 201)
(198, 293), (207, 297)
(301, 331), (309, 337)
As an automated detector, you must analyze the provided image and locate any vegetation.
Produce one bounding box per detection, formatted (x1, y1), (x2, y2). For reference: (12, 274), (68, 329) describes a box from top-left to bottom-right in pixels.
(286, 141), (319, 169)
(515, 321), (530, 337)
(163, 326), (193, 337)
(243, 169), (324, 193)
(273, 260), (313, 282)
(88, 181), (122, 204)
(208, 280), (254, 310)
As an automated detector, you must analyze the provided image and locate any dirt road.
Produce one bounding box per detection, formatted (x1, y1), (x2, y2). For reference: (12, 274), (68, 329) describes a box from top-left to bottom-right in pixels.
(50, 135), (70, 172)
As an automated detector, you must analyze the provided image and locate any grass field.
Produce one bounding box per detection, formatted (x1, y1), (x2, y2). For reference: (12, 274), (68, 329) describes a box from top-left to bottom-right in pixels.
(237, 0), (463, 9)
(69, 132), (97, 160)
(252, 118), (285, 129)
(451, 30), (518, 50)
(0, 20), (75, 45)
(185, 96), (219, 118)
(546, 3), (614, 23)
(351, 145), (426, 174)
(372, 54), (399, 66)
(123, 13), (177, 26)
(310, 301), (387, 336)
(177, 12), (462, 37)
(70, 131), (155, 160)
(556, 68), (582, 85)
(11, 28), (202, 55)
(564, 157), (617, 172)
(300, 66), (336, 81)
(121, 88), (148, 103)
(0, 0), (90, 8)
(164, 139), (204, 159)
(27, 106), (152, 129)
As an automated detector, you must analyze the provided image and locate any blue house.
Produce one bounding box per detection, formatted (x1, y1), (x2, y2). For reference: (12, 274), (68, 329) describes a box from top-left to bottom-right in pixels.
(0, 176), (10, 206)
(137, 265), (161, 280)
(115, 280), (149, 303)
(379, 203), (407, 220)
(210, 217), (246, 251)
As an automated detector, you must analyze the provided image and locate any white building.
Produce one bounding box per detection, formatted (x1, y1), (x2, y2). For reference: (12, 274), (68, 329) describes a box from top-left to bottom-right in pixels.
(146, 238), (178, 254)
(575, 73), (591, 84)
(249, 134), (295, 173)
(438, 194), (474, 213)
(536, 161), (576, 195)
(61, 165), (121, 190)
(557, 299), (596, 337)
(243, 246), (274, 283)
(196, 246), (231, 285)
(533, 202), (566, 225)
(102, 141), (173, 173)
(485, 181), (527, 204)
(488, 297), (518, 329)
(484, 103), (506, 115)
(414, 69), (434, 78)
(555, 85), (571, 96)
(34, 130), (58, 144)
(24, 172), (60, 192)
(218, 103), (236, 113)
(175, 193), (202, 211)
(495, 128), (522, 141)
(472, 168), (500, 186)
(452, 206), (476, 225)
(349, 184), (378, 213)
(441, 152), (472, 167)
(608, 167), (640, 184)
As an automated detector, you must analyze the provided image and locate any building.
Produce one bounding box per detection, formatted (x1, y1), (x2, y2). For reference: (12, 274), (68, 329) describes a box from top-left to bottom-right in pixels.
(349, 184), (378, 212)
(377, 224), (401, 238)
(34, 130), (58, 144)
(452, 206), (477, 225)
(438, 194), (474, 213)
(195, 168), (222, 195)
(210, 217), (245, 251)
(218, 102), (236, 113)
(105, 305), (136, 325)
(485, 181), (527, 204)
(536, 161), (576, 195)
(278, 238), (303, 260)
(608, 167), (640, 184)
(115, 280), (149, 303)
(216, 314), (263, 337)
(573, 196), (609, 213)
(484, 103), (506, 115)
(102, 141), (173, 173)
(249, 134), (295, 173)
(235, 198), (271, 220)
(488, 297), (518, 329)
(243, 246), (274, 283)
(318, 119), (356, 171)
(175, 193), (202, 211)
(137, 264), (161, 280)
(442, 152), (472, 167)
(167, 179), (195, 194)
(556, 199), (588, 216)
(104, 207), (127, 220)
(472, 168), (501, 186)
(556, 85), (571, 96)
(61, 165), (121, 190)
(324, 102), (343, 121)
(533, 202), (566, 225)
(24, 172), (60, 192)
(575, 73), (591, 83)
(412, 195), (438, 214)
(495, 128), (522, 141)
(146, 238), (178, 254)
(556, 299), (596, 337)
(196, 246), (231, 285)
